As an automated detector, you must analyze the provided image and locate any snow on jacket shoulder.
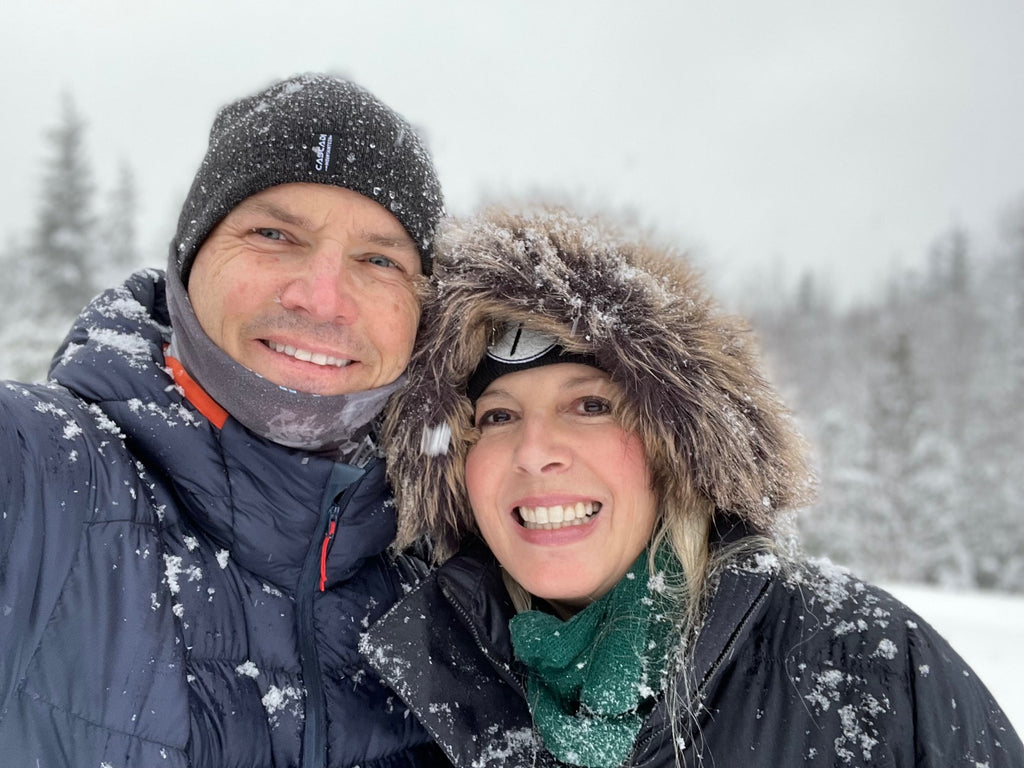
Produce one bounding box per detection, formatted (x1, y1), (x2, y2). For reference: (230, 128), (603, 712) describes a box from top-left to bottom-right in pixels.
(362, 535), (1024, 767)
(0, 270), (437, 768)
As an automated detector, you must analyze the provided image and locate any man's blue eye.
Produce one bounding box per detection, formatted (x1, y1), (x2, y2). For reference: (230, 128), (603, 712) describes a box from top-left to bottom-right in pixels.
(368, 254), (398, 268)
(254, 228), (285, 240)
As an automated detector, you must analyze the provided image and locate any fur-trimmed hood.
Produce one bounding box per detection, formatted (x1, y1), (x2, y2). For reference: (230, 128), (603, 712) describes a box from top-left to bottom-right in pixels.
(385, 207), (814, 560)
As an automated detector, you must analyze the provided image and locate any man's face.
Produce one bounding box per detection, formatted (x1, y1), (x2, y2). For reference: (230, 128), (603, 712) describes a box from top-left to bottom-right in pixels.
(188, 183), (422, 396)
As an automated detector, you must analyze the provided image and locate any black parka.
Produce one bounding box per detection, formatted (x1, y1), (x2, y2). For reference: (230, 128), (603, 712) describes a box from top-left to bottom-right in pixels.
(0, 270), (440, 767)
(363, 534), (1024, 767)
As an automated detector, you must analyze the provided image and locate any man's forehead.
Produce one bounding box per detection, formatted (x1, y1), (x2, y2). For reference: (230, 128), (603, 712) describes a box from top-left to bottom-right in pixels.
(231, 184), (417, 247)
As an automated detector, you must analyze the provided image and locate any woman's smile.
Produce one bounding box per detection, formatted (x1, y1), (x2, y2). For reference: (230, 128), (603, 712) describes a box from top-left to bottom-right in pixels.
(515, 500), (601, 529)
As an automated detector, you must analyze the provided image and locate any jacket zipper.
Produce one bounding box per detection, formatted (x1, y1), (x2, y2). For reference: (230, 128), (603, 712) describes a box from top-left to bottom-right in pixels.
(629, 569), (773, 765)
(437, 583), (539, 766)
(297, 463), (367, 768)
(440, 583), (528, 699)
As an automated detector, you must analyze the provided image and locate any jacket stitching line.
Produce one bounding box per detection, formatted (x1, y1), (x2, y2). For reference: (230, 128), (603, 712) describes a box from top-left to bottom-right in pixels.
(15, 686), (182, 752)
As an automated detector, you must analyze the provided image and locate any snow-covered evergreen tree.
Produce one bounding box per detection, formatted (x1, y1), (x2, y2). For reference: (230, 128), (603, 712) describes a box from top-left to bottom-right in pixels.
(29, 93), (99, 322)
(99, 161), (141, 286)
(0, 93), (101, 382)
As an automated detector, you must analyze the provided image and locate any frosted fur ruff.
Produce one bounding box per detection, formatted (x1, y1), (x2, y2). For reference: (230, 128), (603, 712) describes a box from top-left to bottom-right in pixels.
(385, 207), (814, 560)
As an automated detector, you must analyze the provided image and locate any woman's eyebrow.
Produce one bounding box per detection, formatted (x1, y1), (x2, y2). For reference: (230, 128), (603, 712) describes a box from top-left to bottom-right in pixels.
(561, 374), (612, 390)
(477, 374), (611, 403)
(475, 388), (511, 403)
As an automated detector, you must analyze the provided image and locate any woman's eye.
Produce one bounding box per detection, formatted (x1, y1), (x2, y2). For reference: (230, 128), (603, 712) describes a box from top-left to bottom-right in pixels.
(577, 397), (612, 415)
(253, 227), (286, 241)
(476, 408), (515, 427)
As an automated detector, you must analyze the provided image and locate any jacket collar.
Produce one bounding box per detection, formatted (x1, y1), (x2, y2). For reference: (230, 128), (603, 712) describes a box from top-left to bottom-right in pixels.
(363, 538), (548, 767)
(434, 537), (518, 660)
(366, 524), (775, 766)
(630, 519), (775, 763)
(443, 527), (776, 766)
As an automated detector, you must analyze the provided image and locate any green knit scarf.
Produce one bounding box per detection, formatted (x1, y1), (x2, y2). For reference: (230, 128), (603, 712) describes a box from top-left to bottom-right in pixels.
(509, 547), (683, 768)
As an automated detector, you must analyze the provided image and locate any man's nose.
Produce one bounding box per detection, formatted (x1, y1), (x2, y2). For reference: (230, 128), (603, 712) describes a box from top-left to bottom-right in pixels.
(278, 246), (358, 323)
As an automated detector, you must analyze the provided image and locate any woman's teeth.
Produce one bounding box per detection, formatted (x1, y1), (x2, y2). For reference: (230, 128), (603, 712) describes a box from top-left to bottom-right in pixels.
(517, 502), (600, 530)
(267, 341), (351, 368)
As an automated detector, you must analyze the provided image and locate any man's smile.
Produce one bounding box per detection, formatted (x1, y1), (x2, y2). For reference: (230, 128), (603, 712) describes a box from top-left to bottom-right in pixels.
(263, 340), (353, 368)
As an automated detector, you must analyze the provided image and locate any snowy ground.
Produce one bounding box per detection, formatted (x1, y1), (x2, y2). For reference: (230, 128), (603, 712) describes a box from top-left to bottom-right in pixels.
(884, 582), (1024, 733)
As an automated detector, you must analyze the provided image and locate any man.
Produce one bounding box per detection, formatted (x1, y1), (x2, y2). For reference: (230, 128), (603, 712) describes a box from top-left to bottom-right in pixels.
(0, 74), (445, 767)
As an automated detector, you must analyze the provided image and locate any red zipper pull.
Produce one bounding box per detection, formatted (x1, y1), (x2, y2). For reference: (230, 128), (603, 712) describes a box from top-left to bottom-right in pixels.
(318, 512), (339, 592)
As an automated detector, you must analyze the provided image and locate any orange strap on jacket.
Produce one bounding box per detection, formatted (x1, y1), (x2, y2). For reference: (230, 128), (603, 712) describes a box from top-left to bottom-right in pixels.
(165, 354), (229, 429)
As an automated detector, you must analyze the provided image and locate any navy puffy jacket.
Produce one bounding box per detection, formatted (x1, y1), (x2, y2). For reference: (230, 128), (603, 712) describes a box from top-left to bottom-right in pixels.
(0, 270), (438, 767)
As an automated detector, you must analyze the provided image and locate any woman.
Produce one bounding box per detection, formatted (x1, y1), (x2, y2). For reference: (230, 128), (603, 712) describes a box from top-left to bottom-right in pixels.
(361, 207), (1022, 767)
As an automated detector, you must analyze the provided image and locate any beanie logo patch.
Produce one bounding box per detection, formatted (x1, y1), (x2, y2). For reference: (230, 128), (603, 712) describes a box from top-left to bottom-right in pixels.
(312, 133), (335, 173)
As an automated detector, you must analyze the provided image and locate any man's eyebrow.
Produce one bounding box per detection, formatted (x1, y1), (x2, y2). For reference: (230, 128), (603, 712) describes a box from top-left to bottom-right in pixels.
(236, 201), (314, 230)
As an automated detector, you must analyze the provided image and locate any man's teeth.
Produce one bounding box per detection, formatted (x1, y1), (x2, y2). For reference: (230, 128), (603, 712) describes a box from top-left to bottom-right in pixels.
(517, 502), (600, 530)
(268, 342), (351, 368)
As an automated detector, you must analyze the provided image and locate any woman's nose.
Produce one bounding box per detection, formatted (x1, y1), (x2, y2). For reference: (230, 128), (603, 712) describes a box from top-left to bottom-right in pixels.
(512, 416), (572, 475)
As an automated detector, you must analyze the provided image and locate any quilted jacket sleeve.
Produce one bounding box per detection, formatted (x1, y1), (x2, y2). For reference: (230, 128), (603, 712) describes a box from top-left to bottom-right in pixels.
(0, 384), (96, 711)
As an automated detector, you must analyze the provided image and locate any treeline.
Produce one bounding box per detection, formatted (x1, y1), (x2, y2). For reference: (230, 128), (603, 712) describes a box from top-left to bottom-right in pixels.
(0, 95), (141, 382)
(751, 221), (1024, 592)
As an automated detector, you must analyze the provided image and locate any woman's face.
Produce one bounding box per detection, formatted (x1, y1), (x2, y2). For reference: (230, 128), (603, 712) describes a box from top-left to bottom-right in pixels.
(466, 363), (658, 617)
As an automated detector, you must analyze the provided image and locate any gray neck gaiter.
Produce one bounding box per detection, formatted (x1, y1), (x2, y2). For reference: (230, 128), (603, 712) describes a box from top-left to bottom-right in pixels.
(165, 265), (402, 460)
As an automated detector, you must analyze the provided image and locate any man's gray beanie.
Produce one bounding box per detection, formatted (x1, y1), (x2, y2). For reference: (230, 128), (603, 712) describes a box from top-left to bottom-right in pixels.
(171, 73), (444, 285)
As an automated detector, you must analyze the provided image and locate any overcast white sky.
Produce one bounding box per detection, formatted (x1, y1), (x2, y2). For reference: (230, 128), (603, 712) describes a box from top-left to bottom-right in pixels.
(3, 0), (1023, 304)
